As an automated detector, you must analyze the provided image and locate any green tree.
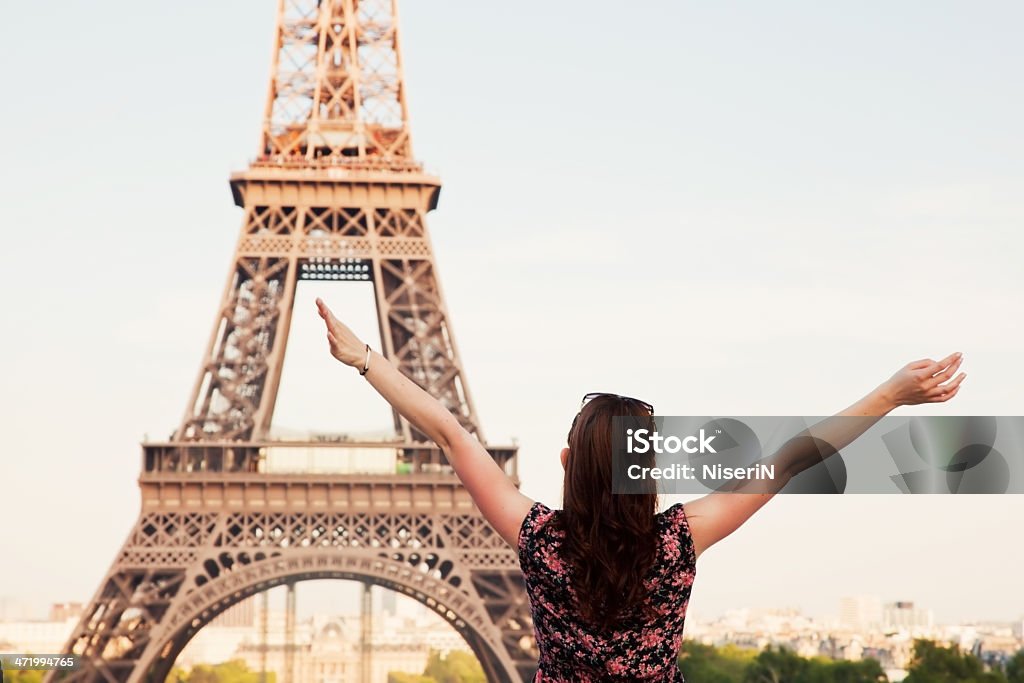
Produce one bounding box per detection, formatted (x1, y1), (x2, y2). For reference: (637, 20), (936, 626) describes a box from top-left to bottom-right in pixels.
(679, 641), (758, 683)
(1006, 650), (1024, 683)
(387, 673), (436, 683)
(675, 641), (889, 683)
(4, 670), (44, 683)
(745, 645), (809, 683)
(741, 644), (886, 683)
(903, 639), (1006, 683)
(164, 659), (274, 683)
(422, 650), (485, 683)
(804, 658), (887, 683)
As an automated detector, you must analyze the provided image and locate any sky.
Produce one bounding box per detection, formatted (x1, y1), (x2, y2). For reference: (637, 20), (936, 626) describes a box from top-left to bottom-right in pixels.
(0, 0), (1022, 630)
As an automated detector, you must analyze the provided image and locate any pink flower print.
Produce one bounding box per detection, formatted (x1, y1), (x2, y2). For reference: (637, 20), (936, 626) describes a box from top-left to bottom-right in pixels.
(641, 630), (662, 648)
(606, 658), (628, 675)
(664, 535), (681, 562)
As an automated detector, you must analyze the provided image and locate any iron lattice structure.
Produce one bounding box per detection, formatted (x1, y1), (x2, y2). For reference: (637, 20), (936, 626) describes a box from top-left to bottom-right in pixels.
(51, 2), (537, 681)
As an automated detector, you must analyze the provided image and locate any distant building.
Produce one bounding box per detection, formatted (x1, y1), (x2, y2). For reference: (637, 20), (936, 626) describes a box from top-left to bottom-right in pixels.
(953, 625), (978, 650)
(0, 617), (77, 653)
(233, 614), (431, 683)
(841, 638), (864, 661)
(48, 603), (84, 623)
(883, 601), (934, 634)
(839, 596), (883, 632)
(885, 668), (909, 682)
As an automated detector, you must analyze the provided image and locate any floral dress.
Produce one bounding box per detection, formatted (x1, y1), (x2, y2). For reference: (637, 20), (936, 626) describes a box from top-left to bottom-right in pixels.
(517, 501), (698, 682)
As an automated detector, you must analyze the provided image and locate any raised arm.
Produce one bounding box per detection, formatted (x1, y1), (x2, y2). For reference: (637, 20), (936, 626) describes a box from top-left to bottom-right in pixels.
(316, 298), (534, 548)
(684, 352), (966, 559)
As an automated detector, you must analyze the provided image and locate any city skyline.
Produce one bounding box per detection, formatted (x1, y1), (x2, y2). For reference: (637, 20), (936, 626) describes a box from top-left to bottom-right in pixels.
(1, 588), (1019, 630)
(2, 588), (1020, 683)
(1, 0), (1022, 641)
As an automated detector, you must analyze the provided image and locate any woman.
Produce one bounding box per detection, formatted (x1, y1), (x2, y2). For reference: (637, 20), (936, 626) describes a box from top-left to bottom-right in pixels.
(315, 297), (966, 682)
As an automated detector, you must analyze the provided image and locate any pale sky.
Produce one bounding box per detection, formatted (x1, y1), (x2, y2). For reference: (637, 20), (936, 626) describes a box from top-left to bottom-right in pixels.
(1, 0), (1022, 629)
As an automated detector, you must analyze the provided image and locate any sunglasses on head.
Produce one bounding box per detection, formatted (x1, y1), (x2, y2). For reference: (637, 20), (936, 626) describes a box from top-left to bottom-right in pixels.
(568, 392), (655, 442)
(578, 392), (655, 414)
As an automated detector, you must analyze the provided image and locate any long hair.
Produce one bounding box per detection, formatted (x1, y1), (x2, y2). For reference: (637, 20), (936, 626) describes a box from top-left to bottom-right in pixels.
(557, 394), (659, 631)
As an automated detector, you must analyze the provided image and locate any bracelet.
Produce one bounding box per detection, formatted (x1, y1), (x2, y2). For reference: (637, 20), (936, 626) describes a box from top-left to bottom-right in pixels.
(359, 344), (371, 376)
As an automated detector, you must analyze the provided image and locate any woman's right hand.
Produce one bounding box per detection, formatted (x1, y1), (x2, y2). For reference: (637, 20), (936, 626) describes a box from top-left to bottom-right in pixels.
(316, 297), (367, 368)
(878, 352), (966, 408)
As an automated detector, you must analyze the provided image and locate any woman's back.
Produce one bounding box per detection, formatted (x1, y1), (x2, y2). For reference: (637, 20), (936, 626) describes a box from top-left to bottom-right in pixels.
(518, 501), (698, 682)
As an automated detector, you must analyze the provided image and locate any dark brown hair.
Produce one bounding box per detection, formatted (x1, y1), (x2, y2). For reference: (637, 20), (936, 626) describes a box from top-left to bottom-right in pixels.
(556, 394), (659, 631)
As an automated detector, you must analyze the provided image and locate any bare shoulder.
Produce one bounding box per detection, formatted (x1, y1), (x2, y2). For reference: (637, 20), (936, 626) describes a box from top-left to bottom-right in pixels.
(497, 492), (541, 549)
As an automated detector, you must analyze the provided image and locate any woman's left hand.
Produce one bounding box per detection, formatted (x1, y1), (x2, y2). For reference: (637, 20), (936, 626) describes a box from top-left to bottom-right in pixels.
(878, 352), (966, 408)
(316, 297), (366, 367)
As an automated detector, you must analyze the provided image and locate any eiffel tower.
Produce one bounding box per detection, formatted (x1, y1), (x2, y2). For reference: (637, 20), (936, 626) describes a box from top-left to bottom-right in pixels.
(51, 2), (537, 681)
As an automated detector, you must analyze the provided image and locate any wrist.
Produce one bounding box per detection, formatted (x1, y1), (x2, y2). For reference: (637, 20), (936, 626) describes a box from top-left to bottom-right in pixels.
(871, 384), (899, 414)
(356, 344), (371, 375)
